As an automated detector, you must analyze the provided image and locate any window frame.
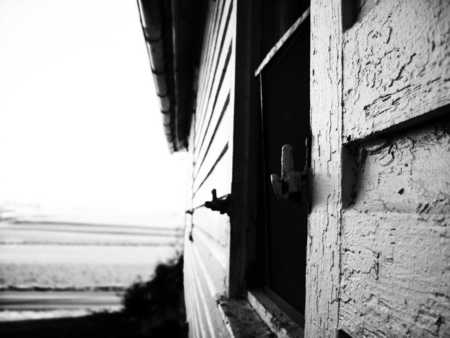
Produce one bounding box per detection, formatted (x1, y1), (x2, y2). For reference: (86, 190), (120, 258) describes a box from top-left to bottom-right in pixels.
(229, 1), (311, 334)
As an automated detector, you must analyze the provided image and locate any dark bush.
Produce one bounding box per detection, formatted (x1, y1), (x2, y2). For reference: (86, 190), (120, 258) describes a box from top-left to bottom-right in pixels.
(122, 255), (187, 337)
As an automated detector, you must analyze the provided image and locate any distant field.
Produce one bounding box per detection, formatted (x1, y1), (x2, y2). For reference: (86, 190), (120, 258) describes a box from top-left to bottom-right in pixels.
(0, 221), (182, 290)
(0, 263), (160, 290)
(0, 245), (178, 289)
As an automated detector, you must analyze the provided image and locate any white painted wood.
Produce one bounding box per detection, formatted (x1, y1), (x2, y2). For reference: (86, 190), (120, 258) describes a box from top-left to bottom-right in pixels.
(343, 0), (450, 142)
(306, 1), (343, 337)
(338, 1), (450, 337)
(340, 120), (450, 337)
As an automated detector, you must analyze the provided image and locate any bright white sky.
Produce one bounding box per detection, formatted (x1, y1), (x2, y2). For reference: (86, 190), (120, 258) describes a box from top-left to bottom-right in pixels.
(0, 0), (189, 225)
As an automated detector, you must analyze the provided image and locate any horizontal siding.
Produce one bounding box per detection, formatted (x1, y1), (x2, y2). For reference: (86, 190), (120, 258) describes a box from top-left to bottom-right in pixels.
(193, 87), (231, 183)
(193, 148), (232, 208)
(185, 241), (230, 338)
(185, 247), (211, 338)
(185, 0), (235, 337)
(194, 0), (233, 146)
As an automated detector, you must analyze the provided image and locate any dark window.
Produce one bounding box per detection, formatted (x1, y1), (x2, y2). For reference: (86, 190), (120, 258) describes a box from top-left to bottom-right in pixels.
(252, 3), (310, 326)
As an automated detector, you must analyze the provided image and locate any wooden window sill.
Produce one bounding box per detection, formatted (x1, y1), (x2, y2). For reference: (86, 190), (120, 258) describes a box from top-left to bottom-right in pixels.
(217, 297), (273, 337)
(247, 290), (304, 337)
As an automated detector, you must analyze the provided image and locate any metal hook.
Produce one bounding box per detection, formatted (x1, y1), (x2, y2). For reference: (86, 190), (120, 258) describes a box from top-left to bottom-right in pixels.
(270, 144), (307, 201)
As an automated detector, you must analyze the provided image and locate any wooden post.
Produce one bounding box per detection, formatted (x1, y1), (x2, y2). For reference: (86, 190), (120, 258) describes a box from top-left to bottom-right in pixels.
(306, 0), (343, 336)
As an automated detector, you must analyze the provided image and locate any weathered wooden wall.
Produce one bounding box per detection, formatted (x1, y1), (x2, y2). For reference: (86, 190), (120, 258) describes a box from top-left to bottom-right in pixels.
(182, 1), (449, 337)
(340, 1), (450, 337)
(308, 0), (449, 337)
(184, 0), (235, 337)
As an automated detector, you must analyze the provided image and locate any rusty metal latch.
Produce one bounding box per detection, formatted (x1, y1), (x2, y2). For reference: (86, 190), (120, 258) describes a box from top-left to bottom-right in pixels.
(270, 144), (307, 201)
(185, 189), (231, 215)
(204, 189), (231, 215)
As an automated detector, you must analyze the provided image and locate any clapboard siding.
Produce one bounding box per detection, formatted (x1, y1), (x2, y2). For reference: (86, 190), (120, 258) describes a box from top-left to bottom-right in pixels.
(192, 231), (228, 294)
(195, 0), (225, 120)
(193, 207), (229, 254)
(186, 240), (230, 338)
(194, 2), (221, 139)
(194, 45), (232, 167)
(186, 247), (214, 337)
(194, 86), (231, 179)
(185, 0), (235, 337)
(193, 114), (231, 193)
(193, 143), (232, 204)
(193, 224), (228, 270)
(194, 0), (233, 147)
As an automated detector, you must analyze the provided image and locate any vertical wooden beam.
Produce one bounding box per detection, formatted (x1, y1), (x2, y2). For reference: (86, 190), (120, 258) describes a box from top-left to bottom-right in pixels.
(306, 0), (343, 337)
(228, 0), (259, 297)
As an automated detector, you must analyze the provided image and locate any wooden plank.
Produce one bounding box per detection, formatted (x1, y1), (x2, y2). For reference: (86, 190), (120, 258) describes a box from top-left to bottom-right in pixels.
(218, 297), (273, 337)
(343, 0), (450, 142)
(341, 212), (450, 337)
(340, 118), (450, 337)
(248, 291), (304, 337)
(306, 1), (343, 337)
(254, 8), (310, 76)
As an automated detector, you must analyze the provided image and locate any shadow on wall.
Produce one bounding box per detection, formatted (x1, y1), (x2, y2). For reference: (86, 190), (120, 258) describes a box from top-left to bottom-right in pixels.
(0, 255), (187, 338)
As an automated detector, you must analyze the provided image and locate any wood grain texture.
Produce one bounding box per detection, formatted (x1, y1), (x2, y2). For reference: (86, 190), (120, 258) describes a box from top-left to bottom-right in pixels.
(340, 119), (450, 337)
(306, 0), (343, 337)
(343, 0), (450, 142)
